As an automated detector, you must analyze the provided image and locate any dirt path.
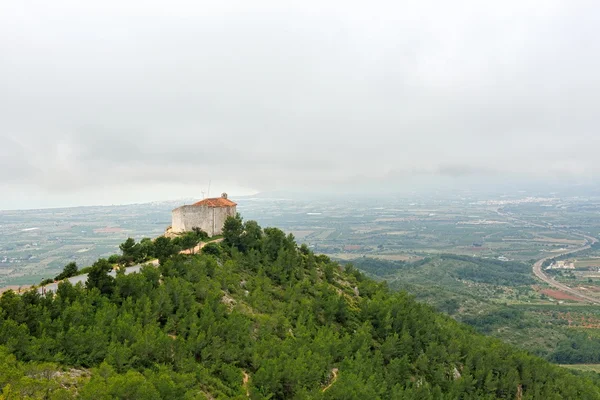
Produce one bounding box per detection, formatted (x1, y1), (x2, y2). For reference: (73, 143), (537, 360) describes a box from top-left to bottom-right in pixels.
(322, 368), (338, 393)
(180, 238), (224, 255)
(242, 370), (250, 397)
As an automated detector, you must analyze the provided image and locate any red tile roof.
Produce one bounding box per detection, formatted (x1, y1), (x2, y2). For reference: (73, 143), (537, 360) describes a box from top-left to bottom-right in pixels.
(192, 197), (237, 208)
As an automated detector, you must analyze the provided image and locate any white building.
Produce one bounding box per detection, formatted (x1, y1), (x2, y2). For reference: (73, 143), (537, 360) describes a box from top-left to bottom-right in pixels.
(171, 193), (237, 236)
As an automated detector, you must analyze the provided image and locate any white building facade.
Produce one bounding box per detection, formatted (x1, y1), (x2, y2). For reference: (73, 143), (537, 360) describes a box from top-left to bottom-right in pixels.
(171, 193), (237, 236)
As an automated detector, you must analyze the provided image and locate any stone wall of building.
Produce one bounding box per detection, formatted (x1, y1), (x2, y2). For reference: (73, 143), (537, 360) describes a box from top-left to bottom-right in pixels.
(212, 205), (237, 236)
(171, 205), (236, 236)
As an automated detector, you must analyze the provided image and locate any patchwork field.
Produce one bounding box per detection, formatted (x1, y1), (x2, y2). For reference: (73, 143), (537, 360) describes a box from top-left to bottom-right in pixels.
(541, 289), (583, 302)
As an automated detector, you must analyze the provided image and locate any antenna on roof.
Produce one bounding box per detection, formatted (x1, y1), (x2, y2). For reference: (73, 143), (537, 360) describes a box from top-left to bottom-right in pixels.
(207, 180), (211, 198)
(201, 190), (205, 199)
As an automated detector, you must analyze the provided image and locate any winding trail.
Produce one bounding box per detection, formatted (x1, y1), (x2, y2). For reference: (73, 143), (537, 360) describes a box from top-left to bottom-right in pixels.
(242, 371), (250, 397)
(180, 238), (223, 255)
(322, 368), (339, 393)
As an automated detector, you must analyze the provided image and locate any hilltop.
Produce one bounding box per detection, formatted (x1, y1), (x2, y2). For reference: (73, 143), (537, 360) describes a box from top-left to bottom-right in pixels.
(1, 215), (600, 399)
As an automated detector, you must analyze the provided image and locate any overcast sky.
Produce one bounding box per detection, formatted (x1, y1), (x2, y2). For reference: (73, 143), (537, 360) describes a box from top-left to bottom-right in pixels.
(1, 1), (599, 209)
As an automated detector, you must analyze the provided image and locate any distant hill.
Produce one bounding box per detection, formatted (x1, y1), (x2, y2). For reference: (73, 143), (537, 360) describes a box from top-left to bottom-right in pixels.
(1, 216), (599, 398)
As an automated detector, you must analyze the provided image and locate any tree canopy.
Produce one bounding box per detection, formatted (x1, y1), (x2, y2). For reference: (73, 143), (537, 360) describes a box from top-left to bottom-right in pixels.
(55, 262), (79, 281)
(2, 217), (600, 399)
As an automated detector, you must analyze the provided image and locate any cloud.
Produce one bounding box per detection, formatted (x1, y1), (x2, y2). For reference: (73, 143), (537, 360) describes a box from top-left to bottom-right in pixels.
(1, 0), (599, 208)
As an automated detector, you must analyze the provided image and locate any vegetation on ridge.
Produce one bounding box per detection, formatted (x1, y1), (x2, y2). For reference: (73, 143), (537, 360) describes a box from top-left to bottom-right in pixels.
(351, 255), (600, 366)
(1, 214), (600, 399)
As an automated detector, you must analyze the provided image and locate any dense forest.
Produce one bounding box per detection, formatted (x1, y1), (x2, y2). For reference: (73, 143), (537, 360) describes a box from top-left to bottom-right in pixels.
(353, 255), (535, 287)
(351, 256), (600, 365)
(1, 215), (600, 399)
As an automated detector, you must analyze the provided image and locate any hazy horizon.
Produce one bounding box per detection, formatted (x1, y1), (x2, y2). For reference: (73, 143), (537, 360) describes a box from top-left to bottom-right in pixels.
(3, 179), (600, 212)
(2, 1), (599, 210)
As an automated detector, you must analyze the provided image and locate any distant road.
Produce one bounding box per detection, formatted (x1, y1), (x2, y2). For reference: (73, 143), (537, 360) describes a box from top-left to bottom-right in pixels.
(532, 240), (600, 305)
(38, 259), (159, 295)
(496, 209), (600, 304)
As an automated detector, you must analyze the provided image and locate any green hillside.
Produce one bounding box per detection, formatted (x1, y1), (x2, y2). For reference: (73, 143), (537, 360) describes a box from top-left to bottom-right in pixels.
(350, 256), (600, 365)
(1, 215), (600, 399)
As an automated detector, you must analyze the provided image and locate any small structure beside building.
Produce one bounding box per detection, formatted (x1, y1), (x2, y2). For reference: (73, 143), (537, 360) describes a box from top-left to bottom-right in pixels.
(171, 193), (237, 236)
(546, 260), (575, 270)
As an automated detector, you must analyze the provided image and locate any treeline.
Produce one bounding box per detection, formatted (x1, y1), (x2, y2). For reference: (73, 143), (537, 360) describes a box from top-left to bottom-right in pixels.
(346, 257), (432, 277)
(438, 254), (534, 286)
(117, 227), (209, 265)
(462, 308), (533, 334)
(1, 215), (599, 398)
(551, 331), (600, 364)
(41, 262), (81, 286)
(464, 308), (600, 364)
(351, 254), (534, 286)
